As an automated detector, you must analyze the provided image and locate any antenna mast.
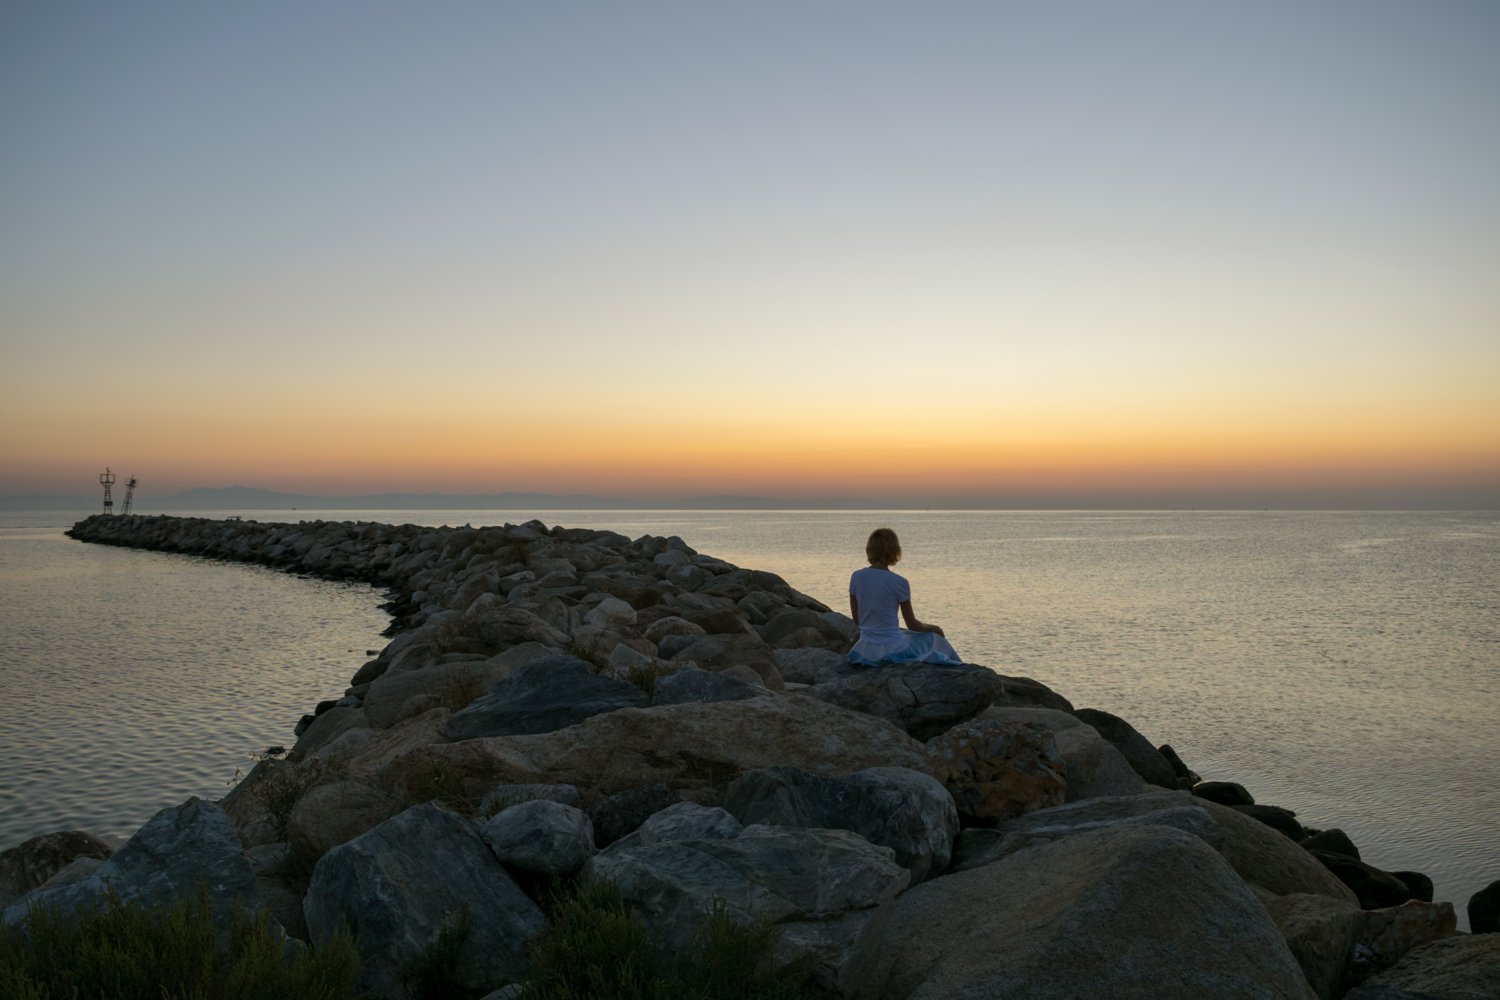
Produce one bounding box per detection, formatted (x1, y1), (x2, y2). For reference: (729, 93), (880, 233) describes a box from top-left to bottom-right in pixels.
(122, 476), (138, 516)
(100, 468), (116, 515)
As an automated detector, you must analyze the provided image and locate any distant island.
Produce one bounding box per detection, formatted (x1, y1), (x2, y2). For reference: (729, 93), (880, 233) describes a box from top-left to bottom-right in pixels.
(1, 484), (882, 511)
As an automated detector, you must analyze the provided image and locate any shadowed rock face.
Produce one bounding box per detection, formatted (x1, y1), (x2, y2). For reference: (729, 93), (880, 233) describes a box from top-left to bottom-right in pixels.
(1072, 709), (1178, 789)
(1196, 799), (1359, 906)
(585, 826), (911, 1000)
(443, 655), (648, 740)
(806, 663), (1004, 740)
(304, 803), (546, 1000)
(2, 799), (264, 941)
(0, 830), (117, 911)
(1264, 893), (1365, 1000)
(480, 799), (595, 876)
(1361, 934), (1500, 999)
(867, 824), (1316, 1000)
(721, 765), (959, 884)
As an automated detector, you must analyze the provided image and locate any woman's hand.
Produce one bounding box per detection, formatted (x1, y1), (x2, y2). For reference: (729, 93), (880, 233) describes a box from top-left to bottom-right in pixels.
(899, 600), (944, 637)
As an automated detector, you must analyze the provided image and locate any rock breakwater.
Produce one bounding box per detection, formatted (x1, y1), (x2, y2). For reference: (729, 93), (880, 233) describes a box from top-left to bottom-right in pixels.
(2, 513), (1489, 999)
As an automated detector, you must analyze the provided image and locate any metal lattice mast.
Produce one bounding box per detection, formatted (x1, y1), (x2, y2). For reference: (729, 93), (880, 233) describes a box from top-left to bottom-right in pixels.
(100, 468), (116, 515)
(122, 476), (137, 516)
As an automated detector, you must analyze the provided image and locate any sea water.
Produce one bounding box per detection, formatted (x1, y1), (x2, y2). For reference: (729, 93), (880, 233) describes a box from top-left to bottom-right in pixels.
(1, 508), (1495, 925)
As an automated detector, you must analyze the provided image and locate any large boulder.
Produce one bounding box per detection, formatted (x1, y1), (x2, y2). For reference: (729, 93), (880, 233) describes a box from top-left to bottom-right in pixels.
(990, 674), (1074, 712)
(363, 661), (514, 729)
(1471, 879), (1500, 934)
(304, 803), (546, 1000)
(443, 655), (648, 740)
(1197, 799), (1359, 905)
(1071, 709), (1179, 788)
(633, 802), (742, 847)
(721, 766), (958, 884)
(1361, 900), (1458, 969)
(1306, 850), (1414, 910)
(806, 664), (1003, 740)
(949, 790), (1223, 873)
(0, 830), (117, 910)
(761, 608), (847, 646)
(587, 784), (684, 848)
(392, 696), (928, 809)
(1231, 804), (1307, 841)
(293, 705), (370, 752)
(2, 799), (263, 939)
(479, 800), (595, 876)
(978, 707), (1147, 801)
(1264, 893), (1365, 1000)
(925, 720), (1066, 821)
(775, 648), (858, 685)
(867, 824), (1316, 1000)
(651, 665), (769, 706)
(468, 600), (570, 648)
(1361, 934), (1500, 999)
(586, 826), (911, 1000)
(666, 634), (784, 690)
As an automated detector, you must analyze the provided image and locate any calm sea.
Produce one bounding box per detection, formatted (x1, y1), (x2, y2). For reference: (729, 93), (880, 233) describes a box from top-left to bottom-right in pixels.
(1, 508), (1495, 926)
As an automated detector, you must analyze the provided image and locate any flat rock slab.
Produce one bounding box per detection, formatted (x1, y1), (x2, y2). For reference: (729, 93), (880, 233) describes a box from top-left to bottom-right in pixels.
(651, 665), (769, 706)
(304, 802), (546, 999)
(806, 663), (1002, 741)
(721, 765), (958, 884)
(586, 826), (911, 1000)
(2, 798), (262, 940)
(1197, 799), (1359, 906)
(950, 791), (1223, 873)
(444, 655), (648, 740)
(868, 823), (1316, 1000)
(1362, 933), (1500, 1000)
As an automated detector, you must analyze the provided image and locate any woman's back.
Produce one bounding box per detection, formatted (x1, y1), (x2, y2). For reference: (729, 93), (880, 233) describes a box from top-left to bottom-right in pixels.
(848, 565), (909, 644)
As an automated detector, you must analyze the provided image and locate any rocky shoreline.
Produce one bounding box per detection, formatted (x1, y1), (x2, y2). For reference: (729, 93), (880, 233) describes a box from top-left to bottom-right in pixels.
(2, 513), (1496, 999)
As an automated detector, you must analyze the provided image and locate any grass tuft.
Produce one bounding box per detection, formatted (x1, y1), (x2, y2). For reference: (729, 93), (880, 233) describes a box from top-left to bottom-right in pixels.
(519, 878), (817, 1000)
(410, 756), (476, 818)
(401, 903), (476, 1000)
(0, 881), (359, 1000)
(440, 669), (488, 713)
(249, 753), (344, 842)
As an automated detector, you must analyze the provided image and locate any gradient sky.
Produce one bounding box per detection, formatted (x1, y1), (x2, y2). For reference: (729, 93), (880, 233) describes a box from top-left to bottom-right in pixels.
(2, 2), (1497, 506)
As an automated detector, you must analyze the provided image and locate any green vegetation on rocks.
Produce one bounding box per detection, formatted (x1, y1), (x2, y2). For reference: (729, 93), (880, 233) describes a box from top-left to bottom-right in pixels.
(0, 882), (359, 1000)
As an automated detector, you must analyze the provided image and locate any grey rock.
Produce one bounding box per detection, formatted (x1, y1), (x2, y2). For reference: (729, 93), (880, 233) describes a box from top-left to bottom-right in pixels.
(721, 765), (958, 885)
(588, 784), (684, 848)
(244, 842), (292, 875)
(1072, 708), (1179, 788)
(1470, 879), (1500, 934)
(762, 608), (846, 646)
(3, 798), (263, 940)
(0, 829), (117, 910)
(1342, 987), (1448, 1000)
(868, 824), (1315, 1000)
(775, 648), (858, 685)
(486, 641), (560, 672)
(304, 803), (546, 999)
(651, 666), (769, 705)
(990, 674), (1075, 712)
(657, 633), (705, 659)
(480, 800), (595, 876)
(1265, 893), (1364, 1000)
(949, 791), (1224, 873)
(1231, 803), (1307, 841)
(635, 802), (743, 846)
(33, 855), (105, 893)
(1054, 725), (1149, 801)
(1194, 779), (1256, 806)
(586, 827), (910, 1000)
(293, 705), (370, 752)
(818, 611), (860, 642)
(479, 783), (583, 814)
(1362, 934), (1500, 1000)
(1301, 828), (1360, 859)
(805, 663), (1002, 740)
(444, 655), (648, 740)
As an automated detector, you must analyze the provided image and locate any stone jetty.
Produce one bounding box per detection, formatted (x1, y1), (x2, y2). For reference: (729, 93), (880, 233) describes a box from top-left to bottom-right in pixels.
(1, 513), (1494, 999)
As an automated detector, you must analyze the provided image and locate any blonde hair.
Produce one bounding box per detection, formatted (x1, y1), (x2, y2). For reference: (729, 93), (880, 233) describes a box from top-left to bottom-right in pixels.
(866, 527), (902, 566)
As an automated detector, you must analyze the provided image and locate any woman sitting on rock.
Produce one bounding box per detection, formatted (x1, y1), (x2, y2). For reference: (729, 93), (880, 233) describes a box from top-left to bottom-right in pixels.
(848, 527), (963, 667)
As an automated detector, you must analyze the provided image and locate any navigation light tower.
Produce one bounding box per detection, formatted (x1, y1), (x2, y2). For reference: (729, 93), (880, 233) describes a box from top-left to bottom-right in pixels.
(100, 468), (115, 515)
(122, 476), (138, 516)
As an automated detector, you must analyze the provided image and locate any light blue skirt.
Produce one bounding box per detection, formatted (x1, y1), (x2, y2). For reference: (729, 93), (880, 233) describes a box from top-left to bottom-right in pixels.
(848, 630), (963, 668)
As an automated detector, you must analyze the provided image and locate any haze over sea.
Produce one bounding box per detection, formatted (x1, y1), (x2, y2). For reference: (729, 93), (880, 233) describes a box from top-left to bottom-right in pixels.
(1, 507), (1495, 927)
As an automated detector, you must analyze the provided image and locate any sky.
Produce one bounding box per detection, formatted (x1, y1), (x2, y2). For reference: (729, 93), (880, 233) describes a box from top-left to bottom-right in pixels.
(2, 2), (1497, 508)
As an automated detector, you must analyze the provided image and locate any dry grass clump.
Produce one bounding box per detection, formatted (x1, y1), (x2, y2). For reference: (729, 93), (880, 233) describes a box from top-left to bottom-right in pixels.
(0, 882), (359, 1000)
(440, 669), (488, 713)
(521, 878), (816, 1000)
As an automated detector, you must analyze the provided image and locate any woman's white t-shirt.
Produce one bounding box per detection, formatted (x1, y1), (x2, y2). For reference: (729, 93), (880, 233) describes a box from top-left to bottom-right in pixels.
(849, 566), (910, 645)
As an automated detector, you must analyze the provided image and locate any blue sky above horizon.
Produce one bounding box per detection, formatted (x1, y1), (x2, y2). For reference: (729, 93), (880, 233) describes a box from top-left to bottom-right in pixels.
(2, 2), (1497, 506)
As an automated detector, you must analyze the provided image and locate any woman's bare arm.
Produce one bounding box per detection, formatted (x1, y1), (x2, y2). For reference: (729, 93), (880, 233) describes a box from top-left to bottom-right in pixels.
(900, 599), (945, 637)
